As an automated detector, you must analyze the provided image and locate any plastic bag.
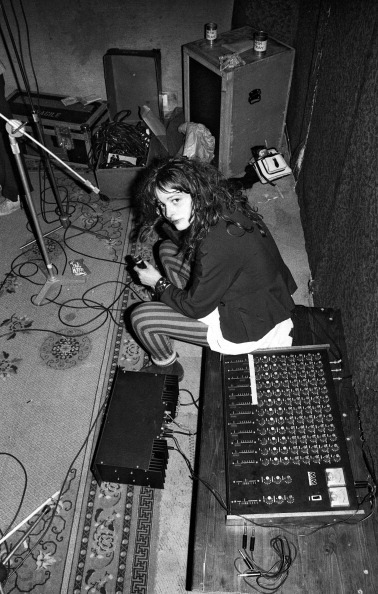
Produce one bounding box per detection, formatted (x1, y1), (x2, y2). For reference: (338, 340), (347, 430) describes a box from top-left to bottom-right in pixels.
(178, 122), (215, 163)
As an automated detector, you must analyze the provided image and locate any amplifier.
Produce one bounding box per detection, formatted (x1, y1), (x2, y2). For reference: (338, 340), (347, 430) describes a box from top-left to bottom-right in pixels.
(92, 367), (179, 489)
(222, 345), (363, 524)
(7, 90), (108, 166)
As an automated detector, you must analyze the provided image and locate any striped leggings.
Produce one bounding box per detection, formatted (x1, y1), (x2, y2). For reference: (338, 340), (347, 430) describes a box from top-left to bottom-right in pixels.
(130, 240), (209, 364)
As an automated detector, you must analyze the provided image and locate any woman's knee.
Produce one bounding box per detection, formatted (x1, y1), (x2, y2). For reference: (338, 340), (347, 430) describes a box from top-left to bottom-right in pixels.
(159, 239), (178, 263)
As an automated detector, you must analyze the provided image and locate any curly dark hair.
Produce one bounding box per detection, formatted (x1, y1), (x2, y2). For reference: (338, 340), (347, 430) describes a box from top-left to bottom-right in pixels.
(136, 157), (263, 260)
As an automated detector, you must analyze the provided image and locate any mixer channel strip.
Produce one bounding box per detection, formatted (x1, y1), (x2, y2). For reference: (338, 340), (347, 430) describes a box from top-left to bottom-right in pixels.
(222, 346), (362, 524)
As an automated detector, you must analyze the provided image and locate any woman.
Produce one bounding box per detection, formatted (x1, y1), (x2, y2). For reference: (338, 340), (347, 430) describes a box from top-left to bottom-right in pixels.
(129, 157), (297, 381)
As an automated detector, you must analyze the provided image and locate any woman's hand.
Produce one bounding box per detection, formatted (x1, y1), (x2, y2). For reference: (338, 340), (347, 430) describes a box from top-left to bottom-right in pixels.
(134, 261), (162, 289)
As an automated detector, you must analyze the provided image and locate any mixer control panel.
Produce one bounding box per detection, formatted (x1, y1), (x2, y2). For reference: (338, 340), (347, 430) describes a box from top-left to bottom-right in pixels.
(222, 346), (360, 524)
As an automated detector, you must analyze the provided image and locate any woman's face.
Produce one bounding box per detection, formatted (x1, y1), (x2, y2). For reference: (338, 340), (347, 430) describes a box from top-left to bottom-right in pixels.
(155, 187), (193, 230)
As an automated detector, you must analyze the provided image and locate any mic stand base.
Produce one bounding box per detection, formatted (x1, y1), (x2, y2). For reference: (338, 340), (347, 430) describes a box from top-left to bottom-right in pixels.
(34, 273), (86, 306)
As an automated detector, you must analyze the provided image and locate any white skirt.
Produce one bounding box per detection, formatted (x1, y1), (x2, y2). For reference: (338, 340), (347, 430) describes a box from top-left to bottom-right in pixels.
(198, 308), (293, 355)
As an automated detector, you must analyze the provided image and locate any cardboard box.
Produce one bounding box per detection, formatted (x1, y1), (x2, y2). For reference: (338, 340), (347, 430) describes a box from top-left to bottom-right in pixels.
(95, 128), (168, 201)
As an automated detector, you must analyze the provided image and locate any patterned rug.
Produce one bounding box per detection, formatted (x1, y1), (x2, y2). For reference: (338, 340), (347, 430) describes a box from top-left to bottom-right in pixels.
(0, 164), (163, 594)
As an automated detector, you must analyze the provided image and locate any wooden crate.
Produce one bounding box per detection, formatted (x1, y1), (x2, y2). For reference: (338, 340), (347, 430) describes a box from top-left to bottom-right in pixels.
(183, 26), (295, 177)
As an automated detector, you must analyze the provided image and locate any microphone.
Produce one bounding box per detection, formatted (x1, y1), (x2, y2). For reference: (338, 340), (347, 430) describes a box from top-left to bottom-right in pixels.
(133, 255), (147, 269)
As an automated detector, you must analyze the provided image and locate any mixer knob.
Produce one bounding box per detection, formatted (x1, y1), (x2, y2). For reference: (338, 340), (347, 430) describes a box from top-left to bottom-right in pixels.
(331, 443), (340, 452)
(291, 446), (299, 455)
(283, 474), (292, 484)
(276, 495), (285, 504)
(263, 475), (272, 484)
(271, 457), (280, 465)
(326, 424), (336, 433)
(311, 455), (321, 464)
(266, 398), (274, 407)
(322, 454), (331, 464)
(300, 445), (309, 455)
(276, 407), (284, 416)
(281, 446), (289, 455)
(297, 426), (306, 434)
(261, 448), (269, 456)
(323, 404), (332, 413)
(301, 456), (311, 464)
(331, 454), (342, 463)
(292, 456), (301, 465)
(317, 425), (326, 434)
(280, 436), (288, 445)
(260, 437), (268, 446)
(307, 425), (316, 434)
(298, 436), (308, 445)
(282, 456), (290, 465)
(269, 436), (278, 446)
(258, 427), (267, 436)
(271, 446), (279, 456)
(287, 495), (295, 504)
(265, 495), (274, 505)
(310, 446), (319, 455)
(328, 433), (338, 442)
(309, 435), (318, 444)
(262, 458), (269, 466)
(268, 426), (277, 435)
(312, 396), (321, 405)
(259, 419), (266, 427)
(278, 425), (286, 435)
(320, 445), (330, 454)
(267, 416), (276, 425)
(273, 475), (281, 484)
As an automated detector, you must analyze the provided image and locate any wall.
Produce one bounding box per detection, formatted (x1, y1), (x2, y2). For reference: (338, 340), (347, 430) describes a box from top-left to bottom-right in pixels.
(0, 0), (233, 107)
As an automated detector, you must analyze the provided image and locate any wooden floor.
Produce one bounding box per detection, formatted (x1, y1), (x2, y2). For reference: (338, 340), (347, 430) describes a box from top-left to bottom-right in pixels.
(186, 306), (378, 593)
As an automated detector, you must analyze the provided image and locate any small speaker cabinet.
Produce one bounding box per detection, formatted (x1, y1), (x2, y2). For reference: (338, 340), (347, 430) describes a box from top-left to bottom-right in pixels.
(183, 26), (295, 177)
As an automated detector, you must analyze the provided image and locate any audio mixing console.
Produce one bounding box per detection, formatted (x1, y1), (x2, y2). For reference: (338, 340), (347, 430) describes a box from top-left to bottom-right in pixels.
(222, 345), (363, 524)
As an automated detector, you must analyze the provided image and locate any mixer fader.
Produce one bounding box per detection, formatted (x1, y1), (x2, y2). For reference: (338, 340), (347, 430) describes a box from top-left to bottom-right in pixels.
(222, 346), (362, 524)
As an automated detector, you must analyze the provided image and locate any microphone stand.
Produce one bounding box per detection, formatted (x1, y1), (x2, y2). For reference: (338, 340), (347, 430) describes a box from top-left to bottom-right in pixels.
(0, 0), (108, 239)
(0, 504), (53, 590)
(2, 114), (89, 305)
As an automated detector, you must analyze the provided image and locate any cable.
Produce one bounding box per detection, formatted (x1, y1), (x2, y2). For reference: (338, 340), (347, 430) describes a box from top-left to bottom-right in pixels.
(178, 387), (199, 408)
(1, 365), (116, 587)
(0, 453), (28, 539)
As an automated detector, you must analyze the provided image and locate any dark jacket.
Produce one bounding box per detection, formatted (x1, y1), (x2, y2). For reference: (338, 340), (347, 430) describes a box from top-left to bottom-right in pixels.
(161, 210), (297, 343)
